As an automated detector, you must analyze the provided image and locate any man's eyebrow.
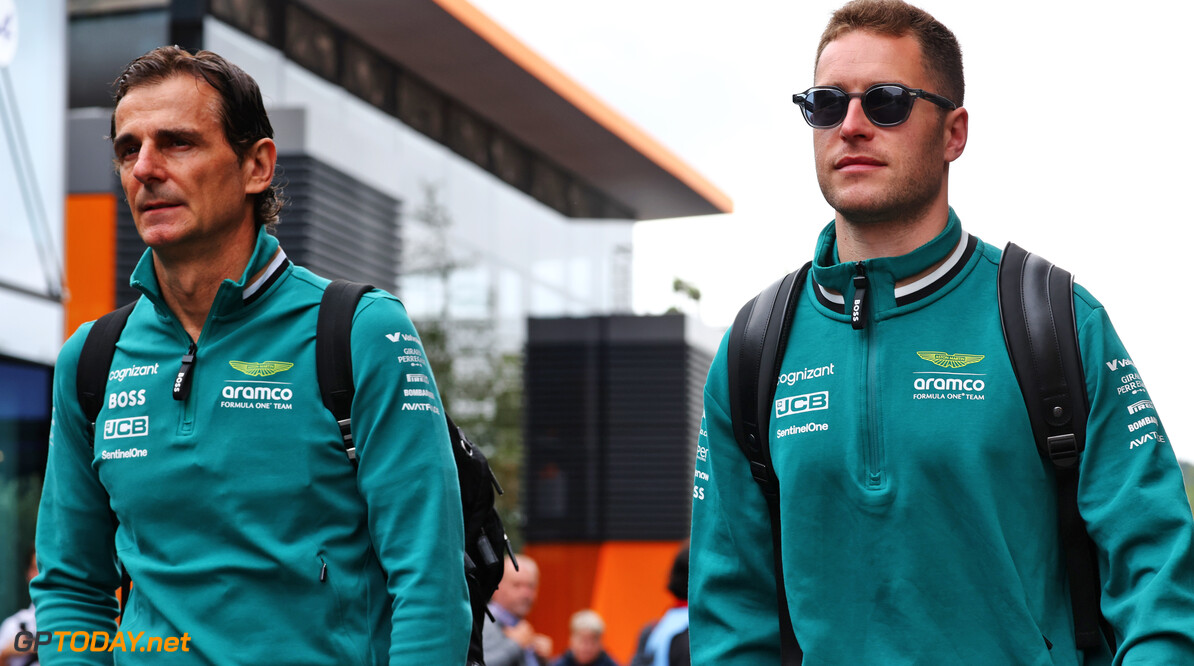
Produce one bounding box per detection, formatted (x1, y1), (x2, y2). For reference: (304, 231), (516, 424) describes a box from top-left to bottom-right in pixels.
(112, 128), (205, 154)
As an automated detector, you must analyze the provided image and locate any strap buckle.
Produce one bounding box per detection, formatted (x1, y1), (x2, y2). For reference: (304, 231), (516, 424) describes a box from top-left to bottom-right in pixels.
(1047, 433), (1079, 469)
(338, 417), (356, 461)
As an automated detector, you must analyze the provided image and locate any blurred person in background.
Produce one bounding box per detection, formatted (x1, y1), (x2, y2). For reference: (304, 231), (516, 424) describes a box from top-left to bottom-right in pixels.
(550, 610), (619, 666)
(0, 547), (38, 666)
(484, 554), (553, 665)
(629, 543), (689, 666)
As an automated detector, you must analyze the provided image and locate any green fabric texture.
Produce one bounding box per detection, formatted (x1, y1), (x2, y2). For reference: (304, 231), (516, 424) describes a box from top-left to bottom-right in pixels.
(33, 227), (470, 664)
(690, 212), (1194, 665)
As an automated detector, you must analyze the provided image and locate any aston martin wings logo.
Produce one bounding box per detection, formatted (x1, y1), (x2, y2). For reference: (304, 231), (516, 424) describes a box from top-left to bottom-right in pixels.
(916, 351), (985, 369)
(229, 360), (294, 377)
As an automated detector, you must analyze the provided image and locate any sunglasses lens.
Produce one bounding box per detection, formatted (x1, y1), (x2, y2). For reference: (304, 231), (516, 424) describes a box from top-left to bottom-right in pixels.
(802, 89), (849, 128)
(863, 85), (913, 126)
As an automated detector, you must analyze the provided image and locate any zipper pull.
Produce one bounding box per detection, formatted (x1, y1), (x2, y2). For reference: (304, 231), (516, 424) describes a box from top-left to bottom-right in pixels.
(851, 262), (869, 330)
(319, 558), (327, 582)
(173, 342), (197, 401)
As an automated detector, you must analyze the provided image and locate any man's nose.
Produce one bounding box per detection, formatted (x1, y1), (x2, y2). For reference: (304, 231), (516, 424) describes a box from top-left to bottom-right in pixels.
(838, 97), (873, 138)
(131, 145), (164, 184)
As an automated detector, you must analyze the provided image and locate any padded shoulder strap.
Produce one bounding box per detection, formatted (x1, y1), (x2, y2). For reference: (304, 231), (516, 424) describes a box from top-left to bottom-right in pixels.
(727, 261), (810, 665)
(997, 242), (1111, 653)
(317, 280), (374, 466)
(77, 301), (137, 438)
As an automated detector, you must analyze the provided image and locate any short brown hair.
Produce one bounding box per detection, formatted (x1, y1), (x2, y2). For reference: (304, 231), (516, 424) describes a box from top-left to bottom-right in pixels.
(110, 46), (283, 229)
(816, 0), (964, 106)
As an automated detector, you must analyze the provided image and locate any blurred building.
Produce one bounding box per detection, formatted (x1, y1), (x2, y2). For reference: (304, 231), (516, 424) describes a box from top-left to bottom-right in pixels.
(523, 313), (718, 660)
(0, 0), (66, 619)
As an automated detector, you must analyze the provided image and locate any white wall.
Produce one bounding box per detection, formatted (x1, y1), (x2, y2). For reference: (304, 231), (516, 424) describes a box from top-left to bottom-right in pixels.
(0, 0), (65, 364)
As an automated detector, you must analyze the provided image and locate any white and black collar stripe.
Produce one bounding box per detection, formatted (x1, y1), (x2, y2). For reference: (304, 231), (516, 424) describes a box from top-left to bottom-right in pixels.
(242, 248), (290, 305)
(813, 232), (975, 312)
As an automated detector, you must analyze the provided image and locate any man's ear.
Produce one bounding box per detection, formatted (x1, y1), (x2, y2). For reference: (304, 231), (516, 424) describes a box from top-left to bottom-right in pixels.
(242, 137), (277, 195)
(944, 106), (968, 164)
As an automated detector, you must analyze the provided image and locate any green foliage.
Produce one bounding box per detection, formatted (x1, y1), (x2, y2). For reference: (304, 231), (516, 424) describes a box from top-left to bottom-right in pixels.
(407, 183), (526, 549)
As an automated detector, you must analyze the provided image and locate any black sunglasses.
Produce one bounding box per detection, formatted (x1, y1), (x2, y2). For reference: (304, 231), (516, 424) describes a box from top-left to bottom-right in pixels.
(792, 83), (957, 129)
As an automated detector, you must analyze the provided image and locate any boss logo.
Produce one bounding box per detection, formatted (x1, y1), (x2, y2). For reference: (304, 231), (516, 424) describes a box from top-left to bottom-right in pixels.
(107, 389), (146, 409)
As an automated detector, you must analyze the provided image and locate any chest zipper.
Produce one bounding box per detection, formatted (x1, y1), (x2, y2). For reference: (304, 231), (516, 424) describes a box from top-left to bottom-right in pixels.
(174, 341), (197, 435)
(853, 262), (885, 490)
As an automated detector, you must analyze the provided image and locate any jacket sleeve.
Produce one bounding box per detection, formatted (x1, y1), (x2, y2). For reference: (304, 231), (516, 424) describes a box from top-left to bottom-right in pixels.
(688, 331), (784, 663)
(347, 295), (471, 664)
(30, 324), (122, 665)
(1073, 291), (1194, 663)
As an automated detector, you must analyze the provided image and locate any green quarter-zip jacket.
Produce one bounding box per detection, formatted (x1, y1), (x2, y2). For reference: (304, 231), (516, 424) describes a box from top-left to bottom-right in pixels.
(690, 211), (1194, 665)
(33, 227), (471, 664)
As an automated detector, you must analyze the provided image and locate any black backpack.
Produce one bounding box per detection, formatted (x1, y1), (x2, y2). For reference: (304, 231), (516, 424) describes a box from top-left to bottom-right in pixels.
(726, 243), (1112, 663)
(76, 280), (511, 666)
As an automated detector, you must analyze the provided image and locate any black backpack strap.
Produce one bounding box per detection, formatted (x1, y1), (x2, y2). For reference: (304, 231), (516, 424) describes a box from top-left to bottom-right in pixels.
(317, 280), (374, 467)
(998, 242), (1112, 653)
(75, 300), (139, 623)
(77, 302), (137, 443)
(727, 261), (811, 665)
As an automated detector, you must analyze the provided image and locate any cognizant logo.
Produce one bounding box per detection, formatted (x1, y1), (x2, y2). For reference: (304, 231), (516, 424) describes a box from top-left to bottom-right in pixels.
(13, 631), (191, 654)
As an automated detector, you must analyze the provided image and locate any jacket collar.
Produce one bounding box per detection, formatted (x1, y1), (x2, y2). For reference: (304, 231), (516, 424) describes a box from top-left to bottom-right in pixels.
(809, 208), (976, 318)
(130, 226), (291, 320)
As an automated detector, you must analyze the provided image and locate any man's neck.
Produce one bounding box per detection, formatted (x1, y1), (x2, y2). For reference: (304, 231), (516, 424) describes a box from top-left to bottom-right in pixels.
(152, 225), (259, 341)
(833, 198), (952, 287)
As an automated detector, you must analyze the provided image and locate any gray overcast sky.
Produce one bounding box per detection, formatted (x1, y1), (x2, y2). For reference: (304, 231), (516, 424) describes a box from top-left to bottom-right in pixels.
(469, 0), (1194, 462)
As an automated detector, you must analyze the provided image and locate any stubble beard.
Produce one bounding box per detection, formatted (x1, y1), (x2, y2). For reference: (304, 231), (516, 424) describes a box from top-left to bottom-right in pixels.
(818, 157), (945, 228)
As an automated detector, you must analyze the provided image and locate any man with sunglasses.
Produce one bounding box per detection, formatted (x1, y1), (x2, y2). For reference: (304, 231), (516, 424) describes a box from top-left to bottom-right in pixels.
(688, 1), (1194, 664)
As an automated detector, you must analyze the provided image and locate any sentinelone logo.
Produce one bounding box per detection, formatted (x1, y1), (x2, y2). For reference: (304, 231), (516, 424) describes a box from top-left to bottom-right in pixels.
(13, 630), (191, 654)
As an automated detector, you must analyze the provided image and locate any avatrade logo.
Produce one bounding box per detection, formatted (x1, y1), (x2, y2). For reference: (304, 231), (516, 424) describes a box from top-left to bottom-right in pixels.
(916, 351), (985, 368)
(229, 360), (294, 377)
(775, 391), (829, 418)
(103, 416), (149, 439)
(1106, 358), (1134, 371)
(1127, 399), (1154, 415)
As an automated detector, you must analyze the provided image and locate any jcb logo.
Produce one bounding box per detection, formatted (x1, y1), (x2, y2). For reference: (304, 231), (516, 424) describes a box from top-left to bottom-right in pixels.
(103, 416), (149, 439)
(775, 391), (829, 418)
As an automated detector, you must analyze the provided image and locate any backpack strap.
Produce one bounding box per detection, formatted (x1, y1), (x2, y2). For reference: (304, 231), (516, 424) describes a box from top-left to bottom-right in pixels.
(998, 242), (1112, 653)
(727, 261), (811, 665)
(76, 300), (139, 623)
(317, 280), (374, 467)
(77, 302), (137, 443)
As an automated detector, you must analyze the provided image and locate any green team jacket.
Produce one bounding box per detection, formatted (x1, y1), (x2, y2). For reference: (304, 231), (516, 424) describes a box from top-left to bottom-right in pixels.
(32, 227), (470, 664)
(690, 211), (1194, 665)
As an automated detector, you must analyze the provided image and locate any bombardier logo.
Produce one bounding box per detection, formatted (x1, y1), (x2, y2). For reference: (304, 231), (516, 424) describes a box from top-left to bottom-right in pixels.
(916, 351), (985, 368)
(775, 391), (829, 418)
(229, 360), (294, 377)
